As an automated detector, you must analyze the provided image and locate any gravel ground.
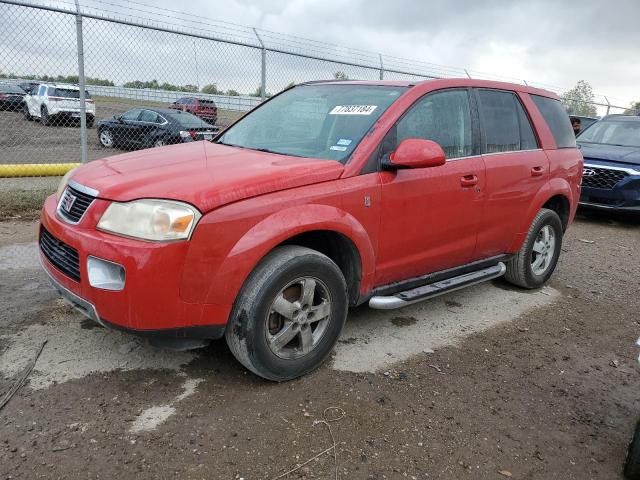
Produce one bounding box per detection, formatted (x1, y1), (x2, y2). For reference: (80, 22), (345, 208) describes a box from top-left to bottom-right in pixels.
(0, 210), (639, 479)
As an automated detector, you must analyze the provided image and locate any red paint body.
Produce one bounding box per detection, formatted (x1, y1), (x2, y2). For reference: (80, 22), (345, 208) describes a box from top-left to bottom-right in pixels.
(39, 79), (583, 333)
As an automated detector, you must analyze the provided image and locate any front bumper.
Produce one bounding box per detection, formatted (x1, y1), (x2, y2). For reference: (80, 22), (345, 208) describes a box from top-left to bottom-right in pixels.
(39, 194), (229, 338)
(579, 163), (640, 213)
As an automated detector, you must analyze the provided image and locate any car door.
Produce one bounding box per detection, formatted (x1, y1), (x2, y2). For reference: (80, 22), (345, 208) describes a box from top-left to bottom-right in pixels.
(474, 88), (549, 258)
(375, 88), (485, 286)
(138, 109), (163, 146)
(29, 84), (45, 116)
(115, 108), (144, 147)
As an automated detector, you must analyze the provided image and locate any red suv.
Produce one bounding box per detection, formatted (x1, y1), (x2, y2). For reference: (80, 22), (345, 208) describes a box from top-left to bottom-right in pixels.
(168, 97), (218, 124)
(39, 79), (582, 381)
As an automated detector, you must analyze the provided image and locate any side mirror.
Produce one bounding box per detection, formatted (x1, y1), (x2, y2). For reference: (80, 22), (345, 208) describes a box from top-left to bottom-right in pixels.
(385, 138), (446, 169)
(114, 115), (122, 122)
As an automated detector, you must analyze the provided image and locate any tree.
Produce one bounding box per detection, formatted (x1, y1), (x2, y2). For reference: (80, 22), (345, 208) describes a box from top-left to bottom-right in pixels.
(561, 80), (597, 116)
(624, 101), (640, 115)
(333, 71), (348, 80)
(226, 89), (240, 96)
(201, 83), (219, 95)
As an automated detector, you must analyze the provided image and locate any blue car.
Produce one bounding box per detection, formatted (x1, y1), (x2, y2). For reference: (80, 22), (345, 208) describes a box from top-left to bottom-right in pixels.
(577, 115), (640, 213)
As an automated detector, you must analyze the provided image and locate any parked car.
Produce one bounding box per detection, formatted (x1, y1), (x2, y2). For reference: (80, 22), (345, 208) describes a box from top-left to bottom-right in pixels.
(18, 81), (39, 94)
(39, 79), (582, 381)
(24, 83), (95, 127)
(0, 84), (27, 111)
(577, 115), (640, 213)
(624, 337), (640, 479)
(97, 108), (217, 150)
(169, 97), (218, 123)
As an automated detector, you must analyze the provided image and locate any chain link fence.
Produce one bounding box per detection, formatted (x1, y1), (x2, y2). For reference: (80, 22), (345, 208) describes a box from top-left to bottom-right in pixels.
(0, 0), (637, 221)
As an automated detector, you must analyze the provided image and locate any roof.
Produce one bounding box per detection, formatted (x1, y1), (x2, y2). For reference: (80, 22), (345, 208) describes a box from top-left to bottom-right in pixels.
(301, 78), (559, 100)
(601, 114), (640, 122)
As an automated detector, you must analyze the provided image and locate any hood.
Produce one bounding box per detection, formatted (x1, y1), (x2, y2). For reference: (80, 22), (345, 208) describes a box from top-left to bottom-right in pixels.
(578, 142), (640, 166)
(71, 142), (345, 212)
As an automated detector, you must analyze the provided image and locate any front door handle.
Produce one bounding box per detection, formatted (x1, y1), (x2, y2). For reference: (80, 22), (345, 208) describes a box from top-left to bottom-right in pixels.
(531, 166), (545, 177)
(460, 174), (478, 187)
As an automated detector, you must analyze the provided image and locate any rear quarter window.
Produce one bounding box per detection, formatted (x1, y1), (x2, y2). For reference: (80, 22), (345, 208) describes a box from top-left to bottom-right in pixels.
(531, 95), (576, 149)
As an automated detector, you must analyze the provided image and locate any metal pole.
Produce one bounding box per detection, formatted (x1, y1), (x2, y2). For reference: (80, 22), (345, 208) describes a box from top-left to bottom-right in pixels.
(379, 54), (384, 80)
(523, 79), (529, 86)
(74, 0), (88, 164)
(253, 28), (266, 101)
(464, 69), (471, 79)
(604, 96), (611, 116)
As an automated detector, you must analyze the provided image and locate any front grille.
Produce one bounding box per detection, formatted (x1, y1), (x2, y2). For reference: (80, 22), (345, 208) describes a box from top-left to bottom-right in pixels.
(57, 186), (95, 223)
(40, 227), (81, 281)
(582, 167), (627, 189)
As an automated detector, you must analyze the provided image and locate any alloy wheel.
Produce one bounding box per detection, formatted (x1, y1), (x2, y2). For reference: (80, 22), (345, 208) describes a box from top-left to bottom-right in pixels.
(531, 225), (556, 276)
(265, 277), (332, 360)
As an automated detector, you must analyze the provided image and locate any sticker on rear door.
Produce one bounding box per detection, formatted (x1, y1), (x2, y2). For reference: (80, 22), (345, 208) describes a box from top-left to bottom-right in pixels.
(329, 105), (377, 115)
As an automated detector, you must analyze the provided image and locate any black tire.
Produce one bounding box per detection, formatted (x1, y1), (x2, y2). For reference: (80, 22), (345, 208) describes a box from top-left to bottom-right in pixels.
(504, 208), (563, 289)
(625, 421), (640, 480)
(23, 104), (32, 121)
(87, 116), (94, 128)
(98, 128), (114, 148)
(225, 246), (348, 381)
(41, 106), (50, 126)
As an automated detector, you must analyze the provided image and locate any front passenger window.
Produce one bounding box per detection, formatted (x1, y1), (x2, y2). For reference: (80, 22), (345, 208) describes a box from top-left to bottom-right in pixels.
(391, 89), (473, 159)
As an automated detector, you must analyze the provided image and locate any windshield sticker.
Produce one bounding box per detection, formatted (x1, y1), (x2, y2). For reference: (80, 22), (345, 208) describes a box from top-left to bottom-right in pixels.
(330, 145), (348, 152)
(336, 138), (352, 146)
(329, 105), (377, 115)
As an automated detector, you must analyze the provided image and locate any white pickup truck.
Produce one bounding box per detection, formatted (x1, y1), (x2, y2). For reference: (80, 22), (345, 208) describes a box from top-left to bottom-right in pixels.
(24, 83), (95, 127)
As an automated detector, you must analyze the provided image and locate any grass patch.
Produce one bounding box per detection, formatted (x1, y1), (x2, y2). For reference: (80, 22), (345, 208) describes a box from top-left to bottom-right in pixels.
(0, 189), (51, 221)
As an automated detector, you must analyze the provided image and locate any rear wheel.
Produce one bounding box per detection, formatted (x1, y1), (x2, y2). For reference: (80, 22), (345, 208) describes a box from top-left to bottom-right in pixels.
(153, 138), (167, 148)
(225, 246), (348, 381)
(504, 208), (563, 289)
(625, 421), (640, 480)
(87, 116), (94, 128)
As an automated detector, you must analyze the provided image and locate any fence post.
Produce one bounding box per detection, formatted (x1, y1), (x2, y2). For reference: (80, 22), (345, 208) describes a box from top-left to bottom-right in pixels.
(253, 28), (266, 101)
(74, 0), (88, 164)
(379, 54), (384, 80)
(604, 96), (611, 116)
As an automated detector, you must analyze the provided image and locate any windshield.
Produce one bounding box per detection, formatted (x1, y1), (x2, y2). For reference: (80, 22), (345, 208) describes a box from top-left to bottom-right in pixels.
(578, 120), (640, 147)
(167, 111), (212, 128)
(217, 84), (407, 161)
(0, 85), (25, 94)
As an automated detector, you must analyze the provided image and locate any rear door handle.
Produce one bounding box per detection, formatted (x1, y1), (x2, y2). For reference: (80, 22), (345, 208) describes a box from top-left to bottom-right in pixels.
(460, 174), (478, 187)
(531, 166), (545, 177)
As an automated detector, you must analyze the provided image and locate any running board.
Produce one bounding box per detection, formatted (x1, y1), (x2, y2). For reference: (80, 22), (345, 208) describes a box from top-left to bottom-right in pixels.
(368, 262), (506, 310)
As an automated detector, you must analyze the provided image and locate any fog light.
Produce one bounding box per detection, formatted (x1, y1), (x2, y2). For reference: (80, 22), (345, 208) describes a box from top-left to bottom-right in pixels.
(87, 256), (125, 291)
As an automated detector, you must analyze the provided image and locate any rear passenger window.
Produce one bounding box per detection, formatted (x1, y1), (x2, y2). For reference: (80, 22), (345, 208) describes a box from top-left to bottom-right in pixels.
(478, 89), (538, 153)
(392, 89), (473, 159)
(139, 110), (159, 123)
(531, 95), (576, 148)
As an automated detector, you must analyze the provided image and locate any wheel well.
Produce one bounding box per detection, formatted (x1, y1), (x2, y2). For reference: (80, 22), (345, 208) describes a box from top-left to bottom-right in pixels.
(278, 230), (362, 306)
(542, 195), (570, 231)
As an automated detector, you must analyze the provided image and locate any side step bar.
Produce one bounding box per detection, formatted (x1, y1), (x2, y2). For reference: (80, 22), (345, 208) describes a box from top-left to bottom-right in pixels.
(369, 262), (506, 310)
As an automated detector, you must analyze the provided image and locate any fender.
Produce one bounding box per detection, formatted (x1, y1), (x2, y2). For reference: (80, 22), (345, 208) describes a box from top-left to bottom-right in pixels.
(507, 177), (574, 252)
(206, 203), (375, 306)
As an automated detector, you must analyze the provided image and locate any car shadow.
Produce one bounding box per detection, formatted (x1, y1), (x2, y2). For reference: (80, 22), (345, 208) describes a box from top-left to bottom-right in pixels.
(576, 208), (640, 228)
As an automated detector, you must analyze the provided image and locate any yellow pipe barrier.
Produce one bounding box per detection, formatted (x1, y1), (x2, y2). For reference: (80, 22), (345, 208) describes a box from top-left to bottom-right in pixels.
(0, 163), (80, 178)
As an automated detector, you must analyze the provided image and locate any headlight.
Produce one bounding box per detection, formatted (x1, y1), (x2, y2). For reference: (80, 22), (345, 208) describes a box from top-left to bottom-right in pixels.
(97, 199), (201, 242)
(56, 167), (78, 200)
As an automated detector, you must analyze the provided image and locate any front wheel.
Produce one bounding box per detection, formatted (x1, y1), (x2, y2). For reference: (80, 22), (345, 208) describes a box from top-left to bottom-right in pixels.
(41, 106), (51, 126)
(625, 421), (640, 479)
(225, 246), (348, 381)
(504, 208), (563, 289)
(23, 104), (32, 121)
(99, 128), (114, 148)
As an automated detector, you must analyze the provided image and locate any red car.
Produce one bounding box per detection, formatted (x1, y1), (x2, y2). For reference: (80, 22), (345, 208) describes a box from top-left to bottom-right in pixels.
(168, 97), (218, 124)
(39, 79), (582, 381)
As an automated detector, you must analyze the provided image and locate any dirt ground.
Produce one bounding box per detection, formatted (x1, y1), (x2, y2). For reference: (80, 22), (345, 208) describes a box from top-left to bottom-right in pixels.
(0, 98), (242, 166)
(1, 210), (639, 479)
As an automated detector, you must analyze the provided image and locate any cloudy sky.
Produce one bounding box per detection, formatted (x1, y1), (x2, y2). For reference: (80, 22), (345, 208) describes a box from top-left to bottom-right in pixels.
(158, 0), (638, 106)
(2, 0), (638, 111)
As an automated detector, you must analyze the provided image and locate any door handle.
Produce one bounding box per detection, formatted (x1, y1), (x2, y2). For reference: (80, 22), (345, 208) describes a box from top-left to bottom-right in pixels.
(531, 166), (545, 177)
(460, 174), (478, 187)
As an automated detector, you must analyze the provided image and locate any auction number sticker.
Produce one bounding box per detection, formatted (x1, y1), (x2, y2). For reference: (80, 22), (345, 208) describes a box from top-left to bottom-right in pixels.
(329, 105), (377, 115)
